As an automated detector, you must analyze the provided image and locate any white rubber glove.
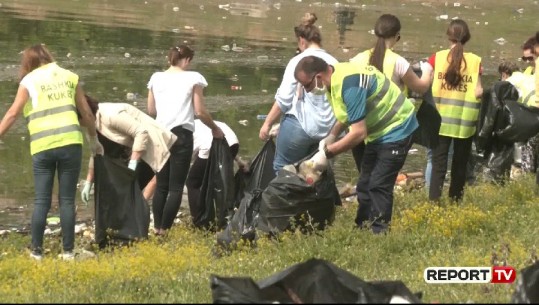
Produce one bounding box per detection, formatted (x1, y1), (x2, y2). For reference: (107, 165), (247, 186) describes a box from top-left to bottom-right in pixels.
(88, 135), (104, 156)
(81, 181), (93, 206)
(419, 61), (433, 75)
(128, 160), (138, 171)
(319, 134), (336, 151)
(309, 150), (328, 171)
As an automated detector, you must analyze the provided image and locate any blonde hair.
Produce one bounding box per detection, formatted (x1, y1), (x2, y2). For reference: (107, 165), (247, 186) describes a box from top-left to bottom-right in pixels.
(19, 44), (54, 81)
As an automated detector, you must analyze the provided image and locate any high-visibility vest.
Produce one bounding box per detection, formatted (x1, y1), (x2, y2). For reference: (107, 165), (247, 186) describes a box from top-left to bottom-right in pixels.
(523, 66), (534, 75)
(22, 62), (83, 155)
(507, 72), (538, 108)
(350, 48), (409, 96)
(431, 49), (481, 138)
(329, 62), (415, 143)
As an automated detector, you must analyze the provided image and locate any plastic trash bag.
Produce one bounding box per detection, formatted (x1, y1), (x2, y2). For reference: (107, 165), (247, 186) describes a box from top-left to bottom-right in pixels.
(511, 260), (539, 303)
(256, 161), (339, 235)
(192, 138), (236, 230)
(94, 155), (150, 248)
(210, 258), (422, 303)
(217, 139), (276, 250)
(496, 98), (539, 143)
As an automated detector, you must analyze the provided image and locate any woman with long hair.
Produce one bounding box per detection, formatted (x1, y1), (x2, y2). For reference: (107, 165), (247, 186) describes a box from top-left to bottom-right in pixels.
(0, 44), (101, 260)
(427, 19), (483, 201)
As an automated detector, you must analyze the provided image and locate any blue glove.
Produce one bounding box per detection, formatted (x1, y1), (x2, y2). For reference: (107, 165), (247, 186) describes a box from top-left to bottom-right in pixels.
(81, 181), (93, 206)
(128, 160), (138, 171)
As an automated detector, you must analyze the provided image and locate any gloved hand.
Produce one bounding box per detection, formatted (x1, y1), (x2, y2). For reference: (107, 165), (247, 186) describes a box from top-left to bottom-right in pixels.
(81, 181), (93, 206)
(128, 159), (138, 171)
(309, 150), (328, 171)
(319, 134), (336, 151)
(88, 135), (104, 156)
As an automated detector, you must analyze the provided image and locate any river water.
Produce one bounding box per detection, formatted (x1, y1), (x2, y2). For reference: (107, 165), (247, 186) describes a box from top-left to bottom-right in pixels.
(0, 0), (537, 229)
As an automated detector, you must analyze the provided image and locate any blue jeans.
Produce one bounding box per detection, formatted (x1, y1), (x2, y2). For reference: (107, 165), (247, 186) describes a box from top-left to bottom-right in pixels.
(425, 141), (454, 192)
(153, 126), (193, 231)
(273, 114), (319, 173)
(31, 144), (82, 253)
(356, 136), (412, 234)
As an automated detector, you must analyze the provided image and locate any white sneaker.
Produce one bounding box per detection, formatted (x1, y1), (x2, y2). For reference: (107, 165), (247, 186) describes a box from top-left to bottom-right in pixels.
(30, 251), (43, 261)
(58, 252), (75, 261)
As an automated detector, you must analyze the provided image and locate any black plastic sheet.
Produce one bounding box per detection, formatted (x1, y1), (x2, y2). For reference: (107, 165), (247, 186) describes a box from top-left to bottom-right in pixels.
(410, 65), (441, 150)
(216, 139), (276, 249)
(94, 155), (150, 248)
(511, 260), (539, 303)
(210, 258), (422, 303)
(192, 138), (236, 230)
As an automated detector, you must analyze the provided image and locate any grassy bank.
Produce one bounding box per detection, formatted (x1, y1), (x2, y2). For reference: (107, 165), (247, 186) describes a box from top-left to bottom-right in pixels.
(0, 175), (538, 303)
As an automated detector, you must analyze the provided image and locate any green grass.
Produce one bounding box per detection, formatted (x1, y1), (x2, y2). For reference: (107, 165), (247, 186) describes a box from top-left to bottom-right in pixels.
(0, 175), (538, 303)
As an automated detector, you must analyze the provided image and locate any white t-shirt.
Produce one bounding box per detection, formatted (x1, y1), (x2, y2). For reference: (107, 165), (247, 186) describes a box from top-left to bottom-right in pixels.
(147, 70), (207, 132)
(192, 119), (239, 160)
(350, 50), (410, 91)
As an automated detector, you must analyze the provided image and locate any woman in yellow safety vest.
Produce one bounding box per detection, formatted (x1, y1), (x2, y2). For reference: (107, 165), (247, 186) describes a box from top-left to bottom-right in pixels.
(349, 14), (432, 174)
(426, 19), (483, 202)
(0, 44), (102, 260)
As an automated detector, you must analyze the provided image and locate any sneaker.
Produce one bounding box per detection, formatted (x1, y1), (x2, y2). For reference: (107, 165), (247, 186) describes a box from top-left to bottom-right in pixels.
(58, 252), (75, 261)
(30, 251), (43, 261)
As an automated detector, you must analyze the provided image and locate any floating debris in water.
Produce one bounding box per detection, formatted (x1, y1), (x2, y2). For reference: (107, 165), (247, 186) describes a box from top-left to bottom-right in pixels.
(184, 26), (194, 30)
(66, 52), (71, 58)
(454, 2), (461, 7)
(173, 6), (179, 12)
(221, 45), (230, 52)
(238, 120), (249, 126)
(126, 92), (135, 100)
(124, 52), (131, 58)
(515, 8), (524, 14)
(438, 14), (449, 20)
(172, 28), (180, 33)
(257, 55), (269, 61)
(218, 4), (230, 10)
(494, 37), (507, 45)
(273, 3), (281, 9)
(368, 29), (374, 35)
(199, 5), (204, 10)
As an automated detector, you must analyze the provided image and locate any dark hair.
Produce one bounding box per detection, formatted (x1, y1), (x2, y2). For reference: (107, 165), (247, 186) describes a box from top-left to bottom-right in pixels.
(294, 55), (328, 80)
(498, 61), (519, 76)
(522, 35), (537, 51)
(84, 94), (99, 116)
(19, 44), (55, 81)
(168, 44), (194, 66)
(444, 19), (471, 87)
(370, 14), (401, 72)
(294, 13), (322, 45)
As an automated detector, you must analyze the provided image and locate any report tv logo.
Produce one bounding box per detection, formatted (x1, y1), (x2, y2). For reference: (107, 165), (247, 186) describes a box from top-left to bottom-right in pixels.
(424, 266), (516, 284)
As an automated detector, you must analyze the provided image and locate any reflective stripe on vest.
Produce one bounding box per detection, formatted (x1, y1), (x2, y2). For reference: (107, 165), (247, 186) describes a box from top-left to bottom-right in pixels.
(330, 62), (415, 143)
(22, 63), (83, 155)
(431, 49), (481, 138)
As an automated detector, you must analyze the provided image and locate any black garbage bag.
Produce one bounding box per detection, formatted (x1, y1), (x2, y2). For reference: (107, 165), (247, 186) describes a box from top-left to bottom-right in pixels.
(233, 139), (276, 206)
(256, 163), (338, 235)
(482, 141), (514, 183)
(217, 139), (276, 250)
(511, 260), (539, 303)
(496, 98), (539, 143)
(210, 258), (422, 303)
(94, 155), (150, 248)
(192, 138), (236, 230)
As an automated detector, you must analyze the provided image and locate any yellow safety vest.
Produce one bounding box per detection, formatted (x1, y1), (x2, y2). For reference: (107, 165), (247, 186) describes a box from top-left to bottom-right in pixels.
(23, 62), (83, 155)
(523, 66), (534, 75)
(329, 62), (416, 143)
(507, 72), (538, 108)
(431, 49), (481, 138)
(350, 48), (409, 96)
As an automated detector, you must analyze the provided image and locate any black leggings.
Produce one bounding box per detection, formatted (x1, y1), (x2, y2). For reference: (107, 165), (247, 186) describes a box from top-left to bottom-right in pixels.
(152, 126), (193, 230)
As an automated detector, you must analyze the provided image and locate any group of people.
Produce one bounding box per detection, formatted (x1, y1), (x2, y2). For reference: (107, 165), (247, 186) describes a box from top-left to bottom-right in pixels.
(259, 13), (485, 234)
(1, 12), (538, 259)
(0, 43), (243, 260)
